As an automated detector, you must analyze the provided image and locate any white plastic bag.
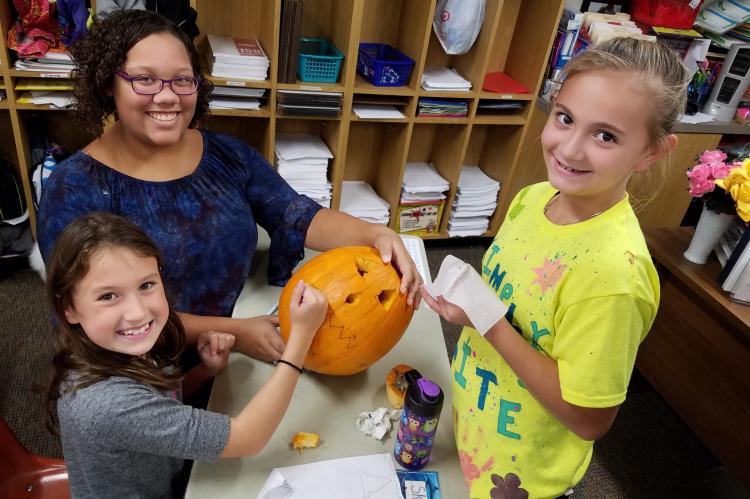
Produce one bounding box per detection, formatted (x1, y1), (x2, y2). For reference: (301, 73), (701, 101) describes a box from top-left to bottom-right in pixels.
(433, 0), (487, 55)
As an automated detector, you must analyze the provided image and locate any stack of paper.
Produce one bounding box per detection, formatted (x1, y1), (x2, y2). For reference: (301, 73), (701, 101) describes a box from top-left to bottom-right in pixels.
(448, 165), (501, 237)
(207, 34), (270, 80)
(421, 66), (471, 91)
(14, 50), (75, 75)
(16, 91), (74, 108)
(417, 98), (468, 117)
(340, 181), (390, 224)
(277, 90), (342, 117)
(274, 133), (333, 208)
(401, 162), (449, 203)
(209, 86), (264, 110)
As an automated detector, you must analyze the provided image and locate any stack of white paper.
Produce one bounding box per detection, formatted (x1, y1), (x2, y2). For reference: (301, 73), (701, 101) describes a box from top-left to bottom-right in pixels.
(207, 34), (270, 80)
(275, 133), (333, 208)
(209, 86), (264, 110)
(448, 165), (501, 237)
(15, 51), (75, 75)
(340, 181), (390, 225)
(401, 162), (449, 203)
(421, 66), (471, 91)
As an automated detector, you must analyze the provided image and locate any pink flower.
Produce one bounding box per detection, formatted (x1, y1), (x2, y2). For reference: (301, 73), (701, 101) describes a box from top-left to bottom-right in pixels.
(700, 150), (728, 163)
(710, 162), (732, 179)
(687, 164), (712, 181)
(689, 178), (716, 197)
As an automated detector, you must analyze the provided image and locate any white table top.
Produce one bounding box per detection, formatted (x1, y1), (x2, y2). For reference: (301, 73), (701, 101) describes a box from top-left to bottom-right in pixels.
(185, 232), (468, 498)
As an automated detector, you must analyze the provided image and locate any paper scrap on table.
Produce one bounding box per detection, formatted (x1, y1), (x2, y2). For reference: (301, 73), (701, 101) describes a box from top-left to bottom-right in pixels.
(423, 255), (507, 335)
(256, 453), (403, 499)
(356, 407), (400, 440)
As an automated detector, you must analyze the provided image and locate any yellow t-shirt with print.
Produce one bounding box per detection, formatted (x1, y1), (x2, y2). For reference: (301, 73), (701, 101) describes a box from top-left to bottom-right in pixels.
(452, 182), (659, 499)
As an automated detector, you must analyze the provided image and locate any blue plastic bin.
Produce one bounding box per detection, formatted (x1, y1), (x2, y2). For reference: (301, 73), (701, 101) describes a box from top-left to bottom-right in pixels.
(298, 37), (344, 83)
(357, 43), (415, 87)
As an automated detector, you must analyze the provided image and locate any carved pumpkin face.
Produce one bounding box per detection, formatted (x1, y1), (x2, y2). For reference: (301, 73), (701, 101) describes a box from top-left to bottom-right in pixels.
(278, 246), (414, 375)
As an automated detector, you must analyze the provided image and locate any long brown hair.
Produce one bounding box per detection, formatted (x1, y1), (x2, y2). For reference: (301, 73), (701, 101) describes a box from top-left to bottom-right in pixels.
(45, 213), (186, 434)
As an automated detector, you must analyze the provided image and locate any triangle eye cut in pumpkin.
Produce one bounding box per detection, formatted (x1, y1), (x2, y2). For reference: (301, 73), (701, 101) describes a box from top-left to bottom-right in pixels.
(278, 246), (415, 375)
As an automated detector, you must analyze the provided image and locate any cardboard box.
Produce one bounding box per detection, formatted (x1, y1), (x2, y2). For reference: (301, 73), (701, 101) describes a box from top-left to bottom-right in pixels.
(398, 200), (444, 236)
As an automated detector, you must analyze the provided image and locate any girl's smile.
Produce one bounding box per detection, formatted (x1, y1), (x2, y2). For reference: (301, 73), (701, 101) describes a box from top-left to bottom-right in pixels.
(64, 247), (168, 356)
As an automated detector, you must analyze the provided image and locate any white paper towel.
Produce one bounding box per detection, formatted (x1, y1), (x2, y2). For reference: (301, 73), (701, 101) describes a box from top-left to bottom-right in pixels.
(424, 255), (507, 335)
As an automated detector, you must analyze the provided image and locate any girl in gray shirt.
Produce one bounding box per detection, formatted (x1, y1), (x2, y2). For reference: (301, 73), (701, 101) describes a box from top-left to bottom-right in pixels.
(45, 213), (327, 498)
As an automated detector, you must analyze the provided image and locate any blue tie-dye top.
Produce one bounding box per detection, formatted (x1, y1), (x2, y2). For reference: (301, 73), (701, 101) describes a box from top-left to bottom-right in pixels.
(38, 130), (322, 317)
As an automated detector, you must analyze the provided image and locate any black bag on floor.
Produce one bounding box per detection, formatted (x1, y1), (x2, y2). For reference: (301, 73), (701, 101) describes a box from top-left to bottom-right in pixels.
(0, 160), (32, 258)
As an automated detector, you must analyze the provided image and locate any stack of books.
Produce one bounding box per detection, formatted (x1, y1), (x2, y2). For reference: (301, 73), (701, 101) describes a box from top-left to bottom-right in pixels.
(206, 34), (269, 81)
(278, 0), (303, 83)
(420, 66), (471, 91)
(274, 133), (333, 208)
(340, 181), (390, 225)
(448, 165), (501, 237)
(417, 98), (468, 118)
(209, 86), (265, 111)
(276, 90), (342, 117)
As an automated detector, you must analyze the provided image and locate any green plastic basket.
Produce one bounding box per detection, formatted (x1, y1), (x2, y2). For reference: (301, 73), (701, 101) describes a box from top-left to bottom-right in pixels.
(298, 37), (344, 83)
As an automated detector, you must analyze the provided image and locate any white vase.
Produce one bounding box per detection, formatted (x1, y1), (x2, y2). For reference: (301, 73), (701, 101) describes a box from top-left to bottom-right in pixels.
(683, 205), (736, 264)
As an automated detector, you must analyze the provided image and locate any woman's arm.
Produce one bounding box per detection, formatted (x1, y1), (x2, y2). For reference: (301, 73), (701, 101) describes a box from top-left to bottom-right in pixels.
(422, 292), (619, 441)
(305, 209), (421, 305)
(178, 312), (285, 362)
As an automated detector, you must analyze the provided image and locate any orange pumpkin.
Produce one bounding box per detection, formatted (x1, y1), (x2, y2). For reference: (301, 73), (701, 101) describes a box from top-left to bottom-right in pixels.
(278, 246), (414, 375)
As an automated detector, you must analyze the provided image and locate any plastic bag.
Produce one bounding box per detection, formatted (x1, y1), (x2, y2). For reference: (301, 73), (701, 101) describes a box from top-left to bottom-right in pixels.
(433, 0), (486, 55)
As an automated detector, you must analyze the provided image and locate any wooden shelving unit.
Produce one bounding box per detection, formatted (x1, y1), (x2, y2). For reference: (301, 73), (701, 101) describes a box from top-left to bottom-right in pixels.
(0, 0), (565, 239)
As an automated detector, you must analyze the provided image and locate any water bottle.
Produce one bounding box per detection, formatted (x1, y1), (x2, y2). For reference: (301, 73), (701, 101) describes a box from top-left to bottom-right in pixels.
(394, 369), (443, 470)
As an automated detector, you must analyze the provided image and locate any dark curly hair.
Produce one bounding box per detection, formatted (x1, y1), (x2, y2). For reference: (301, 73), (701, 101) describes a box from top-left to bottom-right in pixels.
(69, 9), (213, 137)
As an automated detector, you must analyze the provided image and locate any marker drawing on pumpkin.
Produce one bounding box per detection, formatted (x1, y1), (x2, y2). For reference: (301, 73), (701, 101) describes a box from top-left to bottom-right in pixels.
(531, 256), (568, 293)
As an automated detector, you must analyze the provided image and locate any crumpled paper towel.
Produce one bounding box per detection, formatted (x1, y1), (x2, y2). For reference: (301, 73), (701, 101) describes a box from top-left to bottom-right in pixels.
(356, 407), (400, 440)
(423, 254), (508, 335)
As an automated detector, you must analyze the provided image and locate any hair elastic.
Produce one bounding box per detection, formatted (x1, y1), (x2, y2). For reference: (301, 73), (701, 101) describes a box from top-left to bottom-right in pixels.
(277, 359), (303, 374)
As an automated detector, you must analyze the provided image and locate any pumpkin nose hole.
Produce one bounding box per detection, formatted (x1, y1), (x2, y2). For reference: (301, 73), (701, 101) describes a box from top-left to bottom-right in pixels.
(346, 293), (361, 305)
(355, 257), (379, 277)
(378, 289), (397, 310)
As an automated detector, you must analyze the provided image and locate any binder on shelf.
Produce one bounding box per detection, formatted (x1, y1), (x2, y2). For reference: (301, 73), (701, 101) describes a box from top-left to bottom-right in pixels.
(279, 0), (303, 83)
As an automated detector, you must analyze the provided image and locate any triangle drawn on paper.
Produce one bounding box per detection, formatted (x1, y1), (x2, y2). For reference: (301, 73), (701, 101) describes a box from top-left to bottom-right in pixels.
(359, 470), (394, 498)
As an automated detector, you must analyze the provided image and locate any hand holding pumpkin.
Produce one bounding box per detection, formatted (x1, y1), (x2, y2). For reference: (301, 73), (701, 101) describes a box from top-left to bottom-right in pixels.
(372, 230), (422, 307)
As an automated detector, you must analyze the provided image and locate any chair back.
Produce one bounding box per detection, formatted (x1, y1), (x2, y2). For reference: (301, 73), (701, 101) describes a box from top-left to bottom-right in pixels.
(0, 418), (69, 499)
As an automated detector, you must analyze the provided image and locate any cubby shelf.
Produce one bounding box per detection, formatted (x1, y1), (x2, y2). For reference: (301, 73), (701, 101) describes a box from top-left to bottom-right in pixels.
(0, 0), (565, 239)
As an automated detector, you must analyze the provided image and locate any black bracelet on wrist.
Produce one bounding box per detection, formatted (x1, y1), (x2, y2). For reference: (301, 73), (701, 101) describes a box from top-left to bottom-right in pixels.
(276, 359), (303, 374)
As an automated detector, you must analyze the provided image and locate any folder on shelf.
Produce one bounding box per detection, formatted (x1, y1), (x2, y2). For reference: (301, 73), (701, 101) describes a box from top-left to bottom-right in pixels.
(482, 72), (530, 94)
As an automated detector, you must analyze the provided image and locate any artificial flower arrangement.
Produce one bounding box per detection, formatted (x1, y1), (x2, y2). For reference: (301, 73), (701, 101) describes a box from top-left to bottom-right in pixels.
(687, 149), (750, 221)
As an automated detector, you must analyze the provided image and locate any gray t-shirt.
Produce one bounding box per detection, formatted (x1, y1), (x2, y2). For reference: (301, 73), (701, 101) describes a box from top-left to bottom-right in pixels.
(58, 374), (230, 498)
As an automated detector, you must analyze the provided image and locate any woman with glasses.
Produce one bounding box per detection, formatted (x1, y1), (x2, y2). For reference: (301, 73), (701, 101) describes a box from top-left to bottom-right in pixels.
(37, 9), (420, 366)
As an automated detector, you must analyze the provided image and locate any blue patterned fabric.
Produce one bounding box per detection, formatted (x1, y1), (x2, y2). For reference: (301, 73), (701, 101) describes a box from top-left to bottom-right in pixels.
(38, 130), (322, 317)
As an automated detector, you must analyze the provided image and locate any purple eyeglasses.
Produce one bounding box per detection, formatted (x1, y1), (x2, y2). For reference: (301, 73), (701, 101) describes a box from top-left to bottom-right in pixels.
(115, 70), (202, 95)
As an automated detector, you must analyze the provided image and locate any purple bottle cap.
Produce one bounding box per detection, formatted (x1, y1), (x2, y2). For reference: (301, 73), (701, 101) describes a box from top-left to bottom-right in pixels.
(417, 378), (441, 399)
